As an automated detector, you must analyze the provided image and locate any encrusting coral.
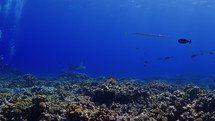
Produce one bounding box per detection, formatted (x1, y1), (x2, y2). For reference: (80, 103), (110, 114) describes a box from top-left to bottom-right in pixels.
(0, 72), (214, 121)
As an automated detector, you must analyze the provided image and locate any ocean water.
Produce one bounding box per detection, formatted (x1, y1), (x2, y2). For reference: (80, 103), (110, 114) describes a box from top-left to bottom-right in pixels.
(0, 0), (215, 79)
(1, 1), (215, 120)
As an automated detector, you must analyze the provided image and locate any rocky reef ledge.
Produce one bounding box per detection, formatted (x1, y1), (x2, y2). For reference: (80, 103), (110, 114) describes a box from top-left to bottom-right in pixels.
(0, 72), (214, 121)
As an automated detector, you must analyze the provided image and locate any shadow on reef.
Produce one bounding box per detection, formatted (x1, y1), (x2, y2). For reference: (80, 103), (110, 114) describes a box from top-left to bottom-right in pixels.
(86, 78), (150, 105)
(0, 71), (215, 121)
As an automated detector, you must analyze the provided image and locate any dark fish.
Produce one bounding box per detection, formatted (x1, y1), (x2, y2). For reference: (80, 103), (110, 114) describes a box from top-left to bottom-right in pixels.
(157, 56), (174, 61)
(135, 48), (140, 50)
(191, 54), (199, 58)
(190, 53), (204, 58)
(178, 39), (192, 44)
(127, 33), (170, 37)
(164, 56), (174, 60)
(143, 61), (149, 67)
(144, 61), (149, 64)
(193, 50), (215, 54)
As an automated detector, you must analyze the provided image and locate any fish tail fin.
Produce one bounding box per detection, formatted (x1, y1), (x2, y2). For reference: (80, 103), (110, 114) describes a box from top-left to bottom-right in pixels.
(189, 40), (192, 44)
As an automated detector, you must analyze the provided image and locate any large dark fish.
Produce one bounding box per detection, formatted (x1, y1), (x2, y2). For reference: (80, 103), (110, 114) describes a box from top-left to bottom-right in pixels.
(178, 39), (192, 44)
(193, 50), (215, 54)
(127, 33), (170, 37)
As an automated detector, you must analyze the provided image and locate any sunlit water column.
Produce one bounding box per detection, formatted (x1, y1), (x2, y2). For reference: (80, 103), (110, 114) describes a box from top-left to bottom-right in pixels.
(0, 0), (24, 59)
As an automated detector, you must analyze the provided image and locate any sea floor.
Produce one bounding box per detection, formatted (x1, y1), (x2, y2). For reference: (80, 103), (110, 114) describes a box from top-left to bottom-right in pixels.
(0, 71), (214, 121)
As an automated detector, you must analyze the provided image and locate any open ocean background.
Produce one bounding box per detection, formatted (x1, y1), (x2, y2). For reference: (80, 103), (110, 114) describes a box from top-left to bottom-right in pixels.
(0, 0), (215, 80)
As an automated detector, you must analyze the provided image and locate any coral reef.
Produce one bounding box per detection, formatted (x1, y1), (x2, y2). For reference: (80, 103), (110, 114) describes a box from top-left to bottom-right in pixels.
(24, 74), (35, 87)
(0, 72), (214, 120)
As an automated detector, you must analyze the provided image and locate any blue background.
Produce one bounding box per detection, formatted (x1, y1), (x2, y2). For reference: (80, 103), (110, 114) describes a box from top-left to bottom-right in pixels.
(1, 0), (215, 78)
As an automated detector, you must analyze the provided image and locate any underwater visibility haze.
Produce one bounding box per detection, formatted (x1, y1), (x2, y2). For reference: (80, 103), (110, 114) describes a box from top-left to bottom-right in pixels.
(1, 0), (215, 77)
(1, 0), (215, 121)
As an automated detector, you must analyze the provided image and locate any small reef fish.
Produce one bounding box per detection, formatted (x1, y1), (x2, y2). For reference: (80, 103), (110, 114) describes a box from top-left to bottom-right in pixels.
(178, 39), (192, 44)
(127, 33), (170, 37)
(193, 50), (215, 54)
(157, 56), (174, 60)
(164, 56), (174, 60)
(144, 61), (149, 64)
(144, 61), (149, 67)
(135, 47), (140, 50)
(190, 53), (204, 58)
(69, 63), (86, 70)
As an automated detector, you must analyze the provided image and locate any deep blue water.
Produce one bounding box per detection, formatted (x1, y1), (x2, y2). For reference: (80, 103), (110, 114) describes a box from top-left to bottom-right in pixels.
(0, 0), (215, 78)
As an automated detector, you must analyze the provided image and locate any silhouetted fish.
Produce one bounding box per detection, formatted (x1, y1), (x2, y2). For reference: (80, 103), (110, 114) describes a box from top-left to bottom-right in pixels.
(191, 54), (199, 58)
(127, 33), (170, 37)
(157, 56), (174, 60)
(193, 50), (215, 54)
(144, 61), (149, 64)
(164, 56), (174, 60)
(178, 39), (191, 44)
(190, 53), (204, 58)
(143, 61), (150, 67)
(135, 47), (140, 50)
